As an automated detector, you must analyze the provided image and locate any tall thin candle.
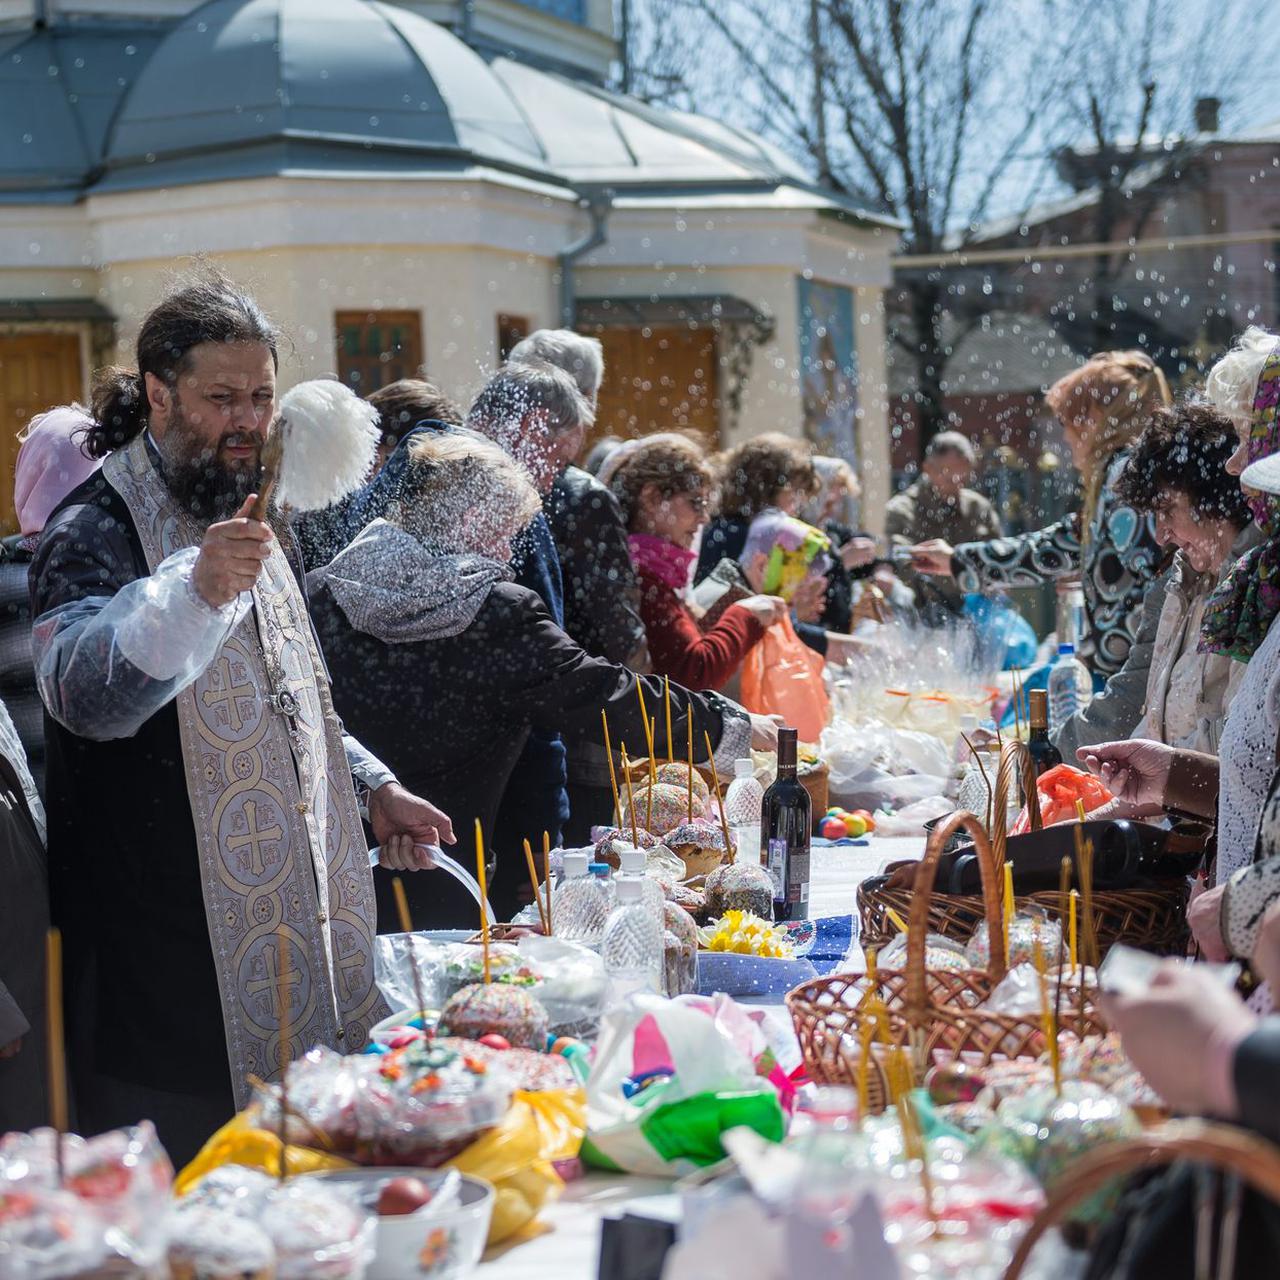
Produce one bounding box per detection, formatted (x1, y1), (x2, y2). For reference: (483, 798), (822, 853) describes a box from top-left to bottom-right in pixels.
(474, 820), (491, 983)
(664, 676), (674, 765)
(45, 928), (68, 1184)
(704, 731), (734, 861)
(602, 709), (621, 827)
(391, 877), (429, 1025)
(543, 831), (553, 936)
(621, 743), (640, 849)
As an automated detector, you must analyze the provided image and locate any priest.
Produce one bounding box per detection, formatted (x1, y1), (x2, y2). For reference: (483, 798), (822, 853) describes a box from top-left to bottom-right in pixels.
(30, 274), (452, 1163)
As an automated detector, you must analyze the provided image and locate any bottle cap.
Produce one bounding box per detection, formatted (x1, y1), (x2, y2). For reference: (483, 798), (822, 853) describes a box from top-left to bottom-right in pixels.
(1058, 643), (1075, 656)
(588, 862), (611, 877)
(617, 844), (645, 875)
(734, 759), (754, 780)
(562, 850), (588, 879)
(614, 876), (643, 904)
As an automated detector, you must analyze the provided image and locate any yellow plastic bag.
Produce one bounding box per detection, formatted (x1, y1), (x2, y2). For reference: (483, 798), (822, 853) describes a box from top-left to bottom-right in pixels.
(175, 1088), (585, 1247)
(446, 1088), (585, 1243)
(174, 1111), (354, 1195)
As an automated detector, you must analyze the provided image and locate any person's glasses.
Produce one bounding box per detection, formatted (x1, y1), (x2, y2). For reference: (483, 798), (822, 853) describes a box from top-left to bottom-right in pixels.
(685, 493), (709, 515)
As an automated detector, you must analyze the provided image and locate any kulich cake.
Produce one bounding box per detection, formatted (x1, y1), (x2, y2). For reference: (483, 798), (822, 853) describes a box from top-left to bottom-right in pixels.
(593, 827), (660, 868)
(652, 763), (710, 810)
(440, 942), (541, 1001)
(166, 1206), (276, 1280)
(664, 820), (732, 880)
(434, 1036), (576, 1091)
(438, 982), (550, 1050)
(704, 861), (775, 921)
(257, 1182), (374, 1280)
(622, 783), (690, 837)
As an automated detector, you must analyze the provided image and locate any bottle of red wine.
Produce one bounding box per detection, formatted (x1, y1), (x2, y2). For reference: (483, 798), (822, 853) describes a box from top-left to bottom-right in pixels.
(1025, 688), (1062, 782)
(762, 727), (811, 921)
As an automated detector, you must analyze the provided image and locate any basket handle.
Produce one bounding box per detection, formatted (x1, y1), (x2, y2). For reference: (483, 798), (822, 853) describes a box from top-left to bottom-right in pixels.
(905, 810), (1006, 1016)
(1003, 1120), (1280, 1280)
(991, 739), (1043, 868)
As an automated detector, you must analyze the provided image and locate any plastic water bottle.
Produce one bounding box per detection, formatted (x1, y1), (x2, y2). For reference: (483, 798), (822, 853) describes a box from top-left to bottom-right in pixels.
(615, 843), (665, 931)
(1047, 643), (1092, 733)
(601, 875), (663, 1001)
(724, 759), (765, 866)
(550, 851), (612, 948)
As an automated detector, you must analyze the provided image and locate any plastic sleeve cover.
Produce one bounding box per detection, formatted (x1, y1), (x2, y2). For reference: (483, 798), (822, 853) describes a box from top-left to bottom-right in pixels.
(33, 546), (249, 741)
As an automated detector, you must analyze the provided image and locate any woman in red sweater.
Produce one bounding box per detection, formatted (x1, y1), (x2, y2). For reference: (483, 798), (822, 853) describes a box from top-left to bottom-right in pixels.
(611, 436), (785, 690)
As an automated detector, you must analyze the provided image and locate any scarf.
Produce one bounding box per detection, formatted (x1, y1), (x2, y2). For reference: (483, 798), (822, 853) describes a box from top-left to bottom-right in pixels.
(629, 532), (697, 592)
(313, 519), (509, 643)
(1200, 346), (1280, 661)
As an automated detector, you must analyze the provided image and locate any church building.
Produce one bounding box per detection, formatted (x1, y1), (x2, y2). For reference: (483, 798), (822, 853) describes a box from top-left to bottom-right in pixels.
(0, 0), (900, 530)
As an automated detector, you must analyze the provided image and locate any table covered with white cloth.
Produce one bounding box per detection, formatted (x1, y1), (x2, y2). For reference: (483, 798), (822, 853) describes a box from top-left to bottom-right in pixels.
(474, 835), (927, 1278)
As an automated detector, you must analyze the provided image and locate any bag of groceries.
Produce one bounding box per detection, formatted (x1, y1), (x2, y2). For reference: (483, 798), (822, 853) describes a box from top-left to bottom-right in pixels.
(740, 612), (830, 741)
(581, 993), (785, 1177)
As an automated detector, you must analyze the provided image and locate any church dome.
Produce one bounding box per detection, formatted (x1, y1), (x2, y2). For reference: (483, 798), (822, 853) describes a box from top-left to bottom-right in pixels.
(101, 0), (548, 187)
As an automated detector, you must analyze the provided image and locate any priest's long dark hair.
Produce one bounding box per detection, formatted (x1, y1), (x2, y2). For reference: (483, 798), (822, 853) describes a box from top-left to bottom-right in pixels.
(85, 272), (279, 459)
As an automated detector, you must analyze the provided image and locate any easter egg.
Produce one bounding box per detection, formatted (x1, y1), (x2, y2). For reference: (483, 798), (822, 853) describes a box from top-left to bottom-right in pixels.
(844, 815), (868, 837)
(478, 1033), (511, 1051)
(826, 806), (842, 817)
(377, 1176), (435, 1216)
(551, 1036), (578, 1055)
(820, 817), (848, 839)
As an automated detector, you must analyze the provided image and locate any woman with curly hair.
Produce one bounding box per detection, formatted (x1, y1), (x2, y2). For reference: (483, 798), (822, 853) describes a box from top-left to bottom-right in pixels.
(911, 350), (1171, 678)
(694, 432), (819, 583)
(610, 435), (786, 691)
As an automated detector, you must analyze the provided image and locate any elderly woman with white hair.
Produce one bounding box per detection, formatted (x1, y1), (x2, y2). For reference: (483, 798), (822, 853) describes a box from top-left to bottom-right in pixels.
(507, 329), (653, 843)
(310, 428), (774, 928)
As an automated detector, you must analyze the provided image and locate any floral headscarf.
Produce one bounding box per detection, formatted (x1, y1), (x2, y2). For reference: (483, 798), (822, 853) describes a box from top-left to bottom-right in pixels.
(1199, 344), (1280, 660)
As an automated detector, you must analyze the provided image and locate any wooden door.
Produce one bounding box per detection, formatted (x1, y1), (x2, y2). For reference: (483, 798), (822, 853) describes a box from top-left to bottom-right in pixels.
(334, 310), (424, 394)
(0, 332), (84, 533)
(591, 326), (720, 448)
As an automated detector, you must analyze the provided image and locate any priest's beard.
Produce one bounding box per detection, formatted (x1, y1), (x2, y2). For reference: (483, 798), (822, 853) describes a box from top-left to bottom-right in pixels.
(155, 404), (262, 523)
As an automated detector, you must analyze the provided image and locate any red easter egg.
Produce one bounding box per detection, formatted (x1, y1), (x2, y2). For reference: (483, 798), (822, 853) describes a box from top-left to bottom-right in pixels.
(478, 1033), (511, 1051)
(377, 1176), (435, 1216)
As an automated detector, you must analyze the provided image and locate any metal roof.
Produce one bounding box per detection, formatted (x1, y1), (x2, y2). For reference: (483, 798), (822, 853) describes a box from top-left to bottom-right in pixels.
(0, 0), (898, 228)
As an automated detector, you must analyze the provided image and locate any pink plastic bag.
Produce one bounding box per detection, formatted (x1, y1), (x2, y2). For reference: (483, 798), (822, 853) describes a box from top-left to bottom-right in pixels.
(740, 613), (830, 740)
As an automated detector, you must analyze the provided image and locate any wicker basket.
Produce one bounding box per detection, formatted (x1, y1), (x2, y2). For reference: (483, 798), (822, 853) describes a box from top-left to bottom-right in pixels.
(859, 741), (1192, 957)
(1004, 1120), (1280, 1279)
(788, 808), (1104, 1117)
(800, 760), (829, 823)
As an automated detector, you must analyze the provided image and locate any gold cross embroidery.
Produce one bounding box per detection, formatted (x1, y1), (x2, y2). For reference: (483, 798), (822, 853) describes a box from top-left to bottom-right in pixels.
(201, 655), (255, 733)
(244, 940), (301, 1021)
(227, 799), (285, 877)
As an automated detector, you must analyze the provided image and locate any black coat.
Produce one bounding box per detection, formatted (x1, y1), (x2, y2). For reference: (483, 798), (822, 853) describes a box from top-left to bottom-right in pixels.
(310, 578), (739, 928)
(30, 474), (233, 1097)
(0, 537), (43, 794)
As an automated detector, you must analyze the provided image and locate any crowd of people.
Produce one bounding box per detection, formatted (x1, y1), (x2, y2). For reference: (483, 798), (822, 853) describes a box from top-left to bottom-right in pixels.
(5, 269), (1280, 1216)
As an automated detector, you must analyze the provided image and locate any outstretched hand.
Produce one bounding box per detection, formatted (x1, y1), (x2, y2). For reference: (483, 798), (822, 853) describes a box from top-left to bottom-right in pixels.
(1076, 739), (1174, 818)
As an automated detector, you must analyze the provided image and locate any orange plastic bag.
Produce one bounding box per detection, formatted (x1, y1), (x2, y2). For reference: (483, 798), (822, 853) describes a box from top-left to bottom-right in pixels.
(739, 613), (830, 740)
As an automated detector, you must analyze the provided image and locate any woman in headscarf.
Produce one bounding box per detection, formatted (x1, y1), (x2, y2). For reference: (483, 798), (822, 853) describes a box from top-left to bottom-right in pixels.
(910, 350), (1171, 678)
(310, 428), (775, 927)
(610, 434), (787, 691)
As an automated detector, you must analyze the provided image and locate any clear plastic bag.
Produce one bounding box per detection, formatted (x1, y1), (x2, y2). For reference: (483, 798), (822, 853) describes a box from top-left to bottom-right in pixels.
(0, 1122), (174, 1276)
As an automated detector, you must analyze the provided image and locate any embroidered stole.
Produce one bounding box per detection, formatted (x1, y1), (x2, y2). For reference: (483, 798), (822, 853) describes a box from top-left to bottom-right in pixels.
(104, 437), (387, 1107)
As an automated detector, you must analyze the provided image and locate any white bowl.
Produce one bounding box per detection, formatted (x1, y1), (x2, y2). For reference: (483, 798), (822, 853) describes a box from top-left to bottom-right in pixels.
(306, 1169), (495, 1280)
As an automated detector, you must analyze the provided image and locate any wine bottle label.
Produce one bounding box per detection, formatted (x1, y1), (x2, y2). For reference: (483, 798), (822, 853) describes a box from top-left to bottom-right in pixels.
(788, 847), (810, 903)
(767, 838), (786, 897)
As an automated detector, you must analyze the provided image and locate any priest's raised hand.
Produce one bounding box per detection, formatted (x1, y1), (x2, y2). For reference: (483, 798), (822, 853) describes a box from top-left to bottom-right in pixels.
(191, 492), (274, 607)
